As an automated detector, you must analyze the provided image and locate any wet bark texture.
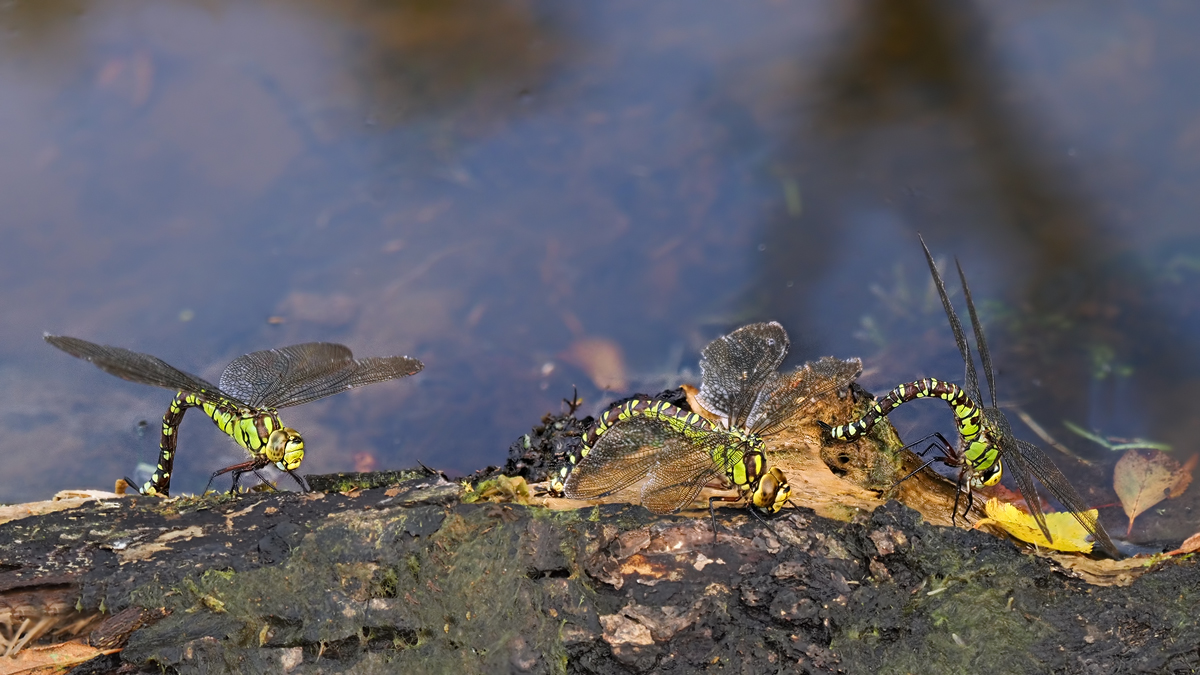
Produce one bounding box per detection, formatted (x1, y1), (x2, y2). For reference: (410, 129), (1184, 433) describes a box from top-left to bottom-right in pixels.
(1, 471), (1198, 675)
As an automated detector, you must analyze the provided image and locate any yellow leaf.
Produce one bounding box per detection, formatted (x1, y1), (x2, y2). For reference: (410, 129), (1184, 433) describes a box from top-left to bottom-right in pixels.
(975, 498), (1096, 554)
(1113, 449), (1193, 537)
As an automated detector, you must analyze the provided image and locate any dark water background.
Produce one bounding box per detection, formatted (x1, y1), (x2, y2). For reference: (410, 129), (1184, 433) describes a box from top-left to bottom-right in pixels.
(3, 0), (1199, 545)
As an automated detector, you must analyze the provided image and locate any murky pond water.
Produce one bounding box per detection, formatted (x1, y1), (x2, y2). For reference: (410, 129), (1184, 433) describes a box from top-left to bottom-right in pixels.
(3, 0), (1199, 545)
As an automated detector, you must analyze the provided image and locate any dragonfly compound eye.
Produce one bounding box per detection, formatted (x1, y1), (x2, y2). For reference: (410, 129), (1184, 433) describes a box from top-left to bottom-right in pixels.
(752, 467), (790, 514)
(267, 428), (305, 469)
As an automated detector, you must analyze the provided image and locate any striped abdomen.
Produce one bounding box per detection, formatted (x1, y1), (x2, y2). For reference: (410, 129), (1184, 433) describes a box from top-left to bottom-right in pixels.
(824, 378), (1002, 486)
(825, 378), (983, 444)
(550, 399), (715, 493)
(143, 391), (292, 496)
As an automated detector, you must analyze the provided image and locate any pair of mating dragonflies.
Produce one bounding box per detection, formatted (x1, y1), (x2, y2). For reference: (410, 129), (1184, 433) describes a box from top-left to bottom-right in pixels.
(46, 237), (1116, 556)
(554, 236), (1119, 557)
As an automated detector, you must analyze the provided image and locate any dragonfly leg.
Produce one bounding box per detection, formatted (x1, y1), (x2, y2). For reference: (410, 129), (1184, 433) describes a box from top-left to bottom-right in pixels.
(706, 493), (780, 545)
(899, 431), (958, 458)
(120, 476), (146, 496)
(204, 459), (263, 495)
(247, 467), (279, 492)
(745, 504), (780, 540)
(949, 468), (975, 529)
(706, 493), (747, 544)
(284, 469), (309, 492)
(890, 432), (959, 489)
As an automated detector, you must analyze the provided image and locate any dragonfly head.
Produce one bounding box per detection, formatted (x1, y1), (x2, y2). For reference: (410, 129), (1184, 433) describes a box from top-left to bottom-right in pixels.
(751, 466), (791, 514)
(266, 428), (305, 471)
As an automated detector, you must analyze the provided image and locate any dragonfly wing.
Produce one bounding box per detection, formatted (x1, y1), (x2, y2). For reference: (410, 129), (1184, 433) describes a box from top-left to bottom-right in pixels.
(919, 235), (983, 404)
(957, 260), (998, 409)
(341, 356), (424, 389)
(997, 433), (1052, 541)
(221, 342), (352, 408)
(746, 356), (862, 437)
(221, 343), (422, 409)
(640, 432), (730, 514)
(697, 322), (790, 429)
(45, 335), (235, 401)
(1012, 438), (1120, 557)
(563, 416), (678, 500)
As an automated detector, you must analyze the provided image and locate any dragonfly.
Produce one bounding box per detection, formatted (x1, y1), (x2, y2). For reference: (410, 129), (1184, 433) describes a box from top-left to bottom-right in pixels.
(46, 335), (423, 496)
(558, 322), (861, 526)
(822, 237), (1120, 557)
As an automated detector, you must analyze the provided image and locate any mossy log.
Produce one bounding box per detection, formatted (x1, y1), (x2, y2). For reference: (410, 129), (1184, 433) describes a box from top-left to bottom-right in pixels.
(0, 469), (1197, 674)
(1, 380), (1194, 674)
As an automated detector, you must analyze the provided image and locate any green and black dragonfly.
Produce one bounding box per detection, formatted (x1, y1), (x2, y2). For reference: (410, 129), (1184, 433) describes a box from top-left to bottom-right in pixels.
(46, 335), (423, 496)
(559, 322), (861, 524)
(822, 237), (1120, 557)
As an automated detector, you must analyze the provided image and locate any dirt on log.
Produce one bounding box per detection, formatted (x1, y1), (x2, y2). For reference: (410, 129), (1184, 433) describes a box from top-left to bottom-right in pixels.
(0, 470), (1196, 674)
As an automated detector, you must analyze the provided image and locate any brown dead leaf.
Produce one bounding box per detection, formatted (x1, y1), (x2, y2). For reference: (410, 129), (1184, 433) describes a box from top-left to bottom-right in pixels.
(680, 384), (722, 426)
(562, 337), (626, 391)
(986, 483), (1046, 514)
(1114, 449), (1193, 537)
(0, 640), (115, 675)
(1166, 531), (1200, 556)
(1170, 454), (1197, 498)
(353, 451), (377, 473)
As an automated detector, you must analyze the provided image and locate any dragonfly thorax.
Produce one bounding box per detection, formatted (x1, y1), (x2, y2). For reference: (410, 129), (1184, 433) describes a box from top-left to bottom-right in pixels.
(210, 403), (304, 471)
(964, 433), (1003, 488)
(726, 433), (790, 515)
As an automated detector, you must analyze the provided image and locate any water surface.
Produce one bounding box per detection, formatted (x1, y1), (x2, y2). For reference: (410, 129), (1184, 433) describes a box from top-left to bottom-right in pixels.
(3, 0), (1199, 544)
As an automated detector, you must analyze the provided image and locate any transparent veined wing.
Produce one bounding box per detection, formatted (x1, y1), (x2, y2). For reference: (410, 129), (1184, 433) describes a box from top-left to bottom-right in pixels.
(44, 335), (239, 403)
(745, 357), (862, 437)
(698, 321), (790, 429)
(219, 342), (423, 409)
(564, 416), (731, 514)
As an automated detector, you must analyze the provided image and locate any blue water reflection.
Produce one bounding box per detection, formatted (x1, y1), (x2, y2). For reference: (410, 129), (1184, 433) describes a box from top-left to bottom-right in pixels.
(2, 0), (1199, 542)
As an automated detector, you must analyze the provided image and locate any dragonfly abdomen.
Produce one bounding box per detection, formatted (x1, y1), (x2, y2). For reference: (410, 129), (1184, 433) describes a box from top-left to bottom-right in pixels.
(146, 391), (220, 495)
(826, 378), (984, 443)
(143, 391), (298, 496)
(550, 398), (713, 494)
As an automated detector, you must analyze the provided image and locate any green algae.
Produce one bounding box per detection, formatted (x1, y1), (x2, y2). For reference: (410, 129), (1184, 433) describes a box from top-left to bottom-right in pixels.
(124, 504), (575, 673)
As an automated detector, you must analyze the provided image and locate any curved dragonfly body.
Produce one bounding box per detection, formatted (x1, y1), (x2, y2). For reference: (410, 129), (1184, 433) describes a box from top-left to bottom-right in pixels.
(558, 322), (861, 519)
(825, 377), (1000, 489)
(46, 336), (423, 496)
(822, 237), (1120, 557)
